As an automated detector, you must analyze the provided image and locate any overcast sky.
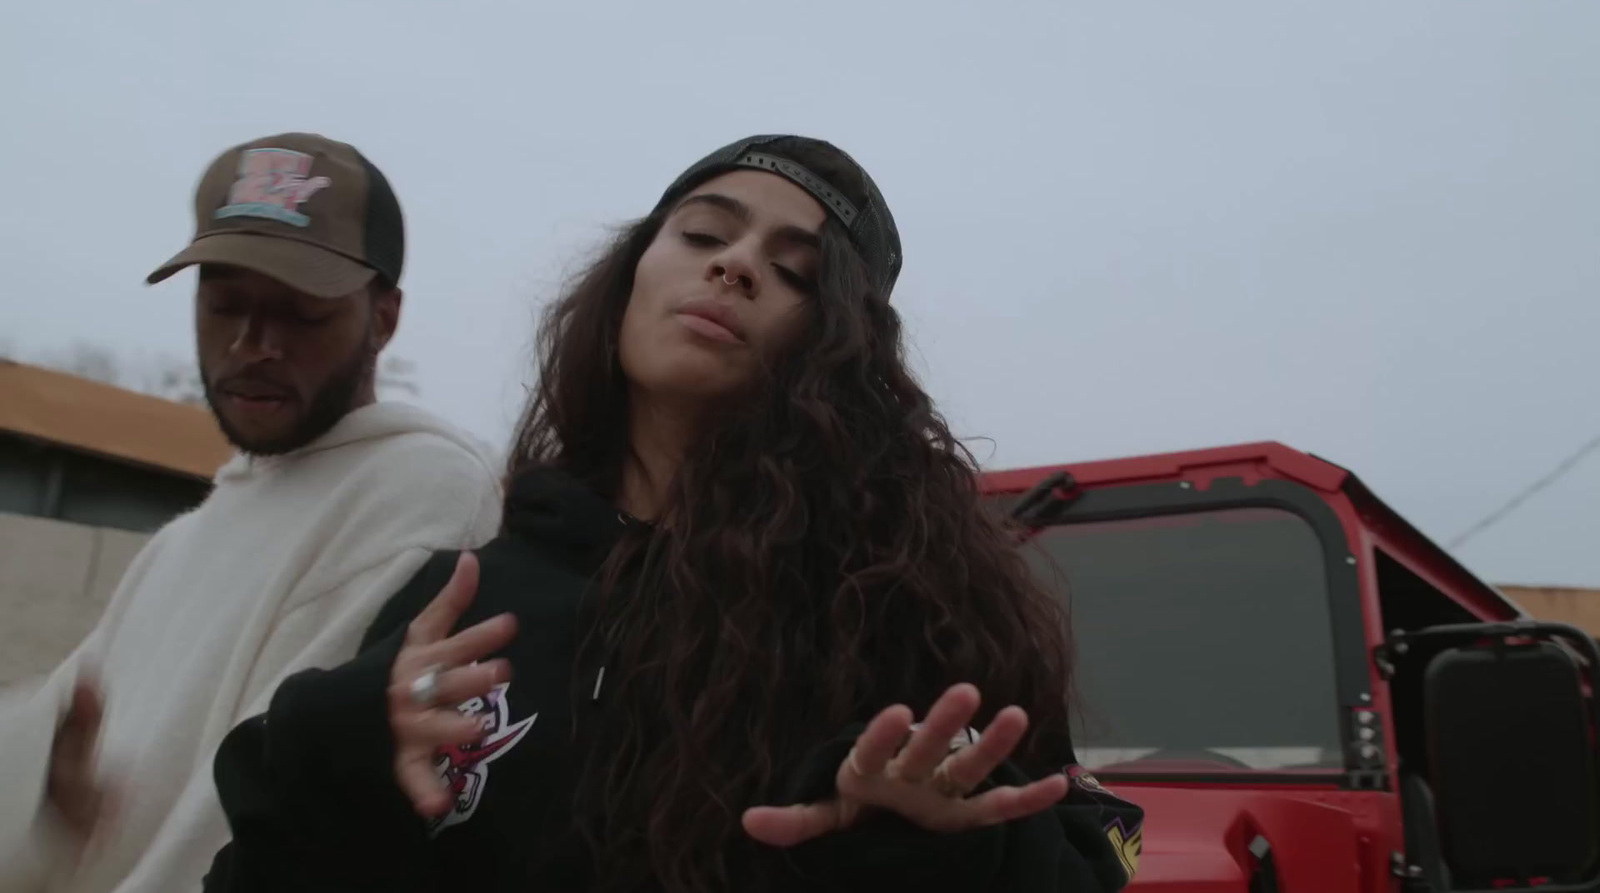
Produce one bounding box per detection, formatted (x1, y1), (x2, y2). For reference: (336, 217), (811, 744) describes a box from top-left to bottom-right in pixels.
(3, 1), (1596, 586)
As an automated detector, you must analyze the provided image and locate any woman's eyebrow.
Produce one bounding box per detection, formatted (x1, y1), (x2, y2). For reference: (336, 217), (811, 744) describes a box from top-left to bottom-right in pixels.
(676, 193), (750, 222)
(677, 192), (820, 250)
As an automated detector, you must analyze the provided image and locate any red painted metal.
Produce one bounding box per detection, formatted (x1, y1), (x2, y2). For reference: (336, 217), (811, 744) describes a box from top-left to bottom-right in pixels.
(979, 441), (1521, 892)
(1103, 783), (1401, 893)
(1108, 785), (1392, 892)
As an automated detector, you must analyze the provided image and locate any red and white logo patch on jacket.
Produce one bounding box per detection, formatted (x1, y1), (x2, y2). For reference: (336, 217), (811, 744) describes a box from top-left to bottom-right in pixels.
(427, 681), (536, 836)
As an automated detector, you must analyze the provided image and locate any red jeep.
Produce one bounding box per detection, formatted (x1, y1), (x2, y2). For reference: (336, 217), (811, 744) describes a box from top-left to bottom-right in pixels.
(981, 442), (1600, 892)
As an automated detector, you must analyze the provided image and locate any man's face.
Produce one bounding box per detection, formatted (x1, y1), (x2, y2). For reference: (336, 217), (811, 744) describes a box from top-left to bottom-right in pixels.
(195, 265), (399, 455)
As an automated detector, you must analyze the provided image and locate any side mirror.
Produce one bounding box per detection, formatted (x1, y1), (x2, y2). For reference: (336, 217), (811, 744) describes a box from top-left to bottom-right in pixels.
(1418, 625), (1600, 891)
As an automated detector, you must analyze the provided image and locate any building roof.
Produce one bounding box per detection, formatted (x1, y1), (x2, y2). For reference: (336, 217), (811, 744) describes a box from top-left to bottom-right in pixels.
(0, 360), (231, 480)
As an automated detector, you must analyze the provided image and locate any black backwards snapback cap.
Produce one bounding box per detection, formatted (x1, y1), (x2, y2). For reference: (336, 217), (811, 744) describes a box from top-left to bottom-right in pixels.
(653, 135), (902, 301)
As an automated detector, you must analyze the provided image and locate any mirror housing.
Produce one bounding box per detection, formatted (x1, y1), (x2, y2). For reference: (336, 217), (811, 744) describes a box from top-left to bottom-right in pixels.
(1396, 622), (1600, 892)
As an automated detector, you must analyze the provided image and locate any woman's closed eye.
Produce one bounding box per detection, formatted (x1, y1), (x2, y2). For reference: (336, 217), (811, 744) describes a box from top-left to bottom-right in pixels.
(682, 231), (726, 248)
(771, 263), (817, 294)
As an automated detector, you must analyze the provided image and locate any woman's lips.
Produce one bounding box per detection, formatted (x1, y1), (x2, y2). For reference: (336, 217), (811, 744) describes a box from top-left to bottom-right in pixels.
(675, 311), (744, 344)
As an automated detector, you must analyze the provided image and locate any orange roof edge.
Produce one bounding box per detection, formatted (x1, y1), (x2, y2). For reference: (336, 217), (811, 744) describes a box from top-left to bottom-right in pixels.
(0, 360), (233, 480)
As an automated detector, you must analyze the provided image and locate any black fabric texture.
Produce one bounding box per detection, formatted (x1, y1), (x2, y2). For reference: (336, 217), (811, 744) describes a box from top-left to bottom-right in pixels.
(354, 148), (404, 286)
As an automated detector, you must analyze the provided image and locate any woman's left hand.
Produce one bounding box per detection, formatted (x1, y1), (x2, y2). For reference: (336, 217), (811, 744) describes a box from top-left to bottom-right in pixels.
(742, 683), (1069, 847)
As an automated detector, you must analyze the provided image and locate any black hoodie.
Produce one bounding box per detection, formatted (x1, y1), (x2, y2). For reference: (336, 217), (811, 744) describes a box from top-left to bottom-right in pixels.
(203, 468), (1144, 892)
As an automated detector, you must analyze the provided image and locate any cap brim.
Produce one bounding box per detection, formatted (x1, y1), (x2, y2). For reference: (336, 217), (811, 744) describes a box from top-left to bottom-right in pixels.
(146, 233), (376, 299)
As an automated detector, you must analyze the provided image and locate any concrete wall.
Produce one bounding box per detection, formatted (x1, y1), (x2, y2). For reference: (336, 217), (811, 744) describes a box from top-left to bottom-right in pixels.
(0, 513), (148, 688)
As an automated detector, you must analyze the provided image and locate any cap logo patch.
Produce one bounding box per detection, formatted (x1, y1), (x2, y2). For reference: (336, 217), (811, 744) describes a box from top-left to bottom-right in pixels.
(215, 148), (332, 228)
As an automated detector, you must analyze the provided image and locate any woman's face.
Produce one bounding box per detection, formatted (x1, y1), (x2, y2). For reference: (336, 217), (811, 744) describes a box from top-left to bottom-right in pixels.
(618, 169), (826, 407)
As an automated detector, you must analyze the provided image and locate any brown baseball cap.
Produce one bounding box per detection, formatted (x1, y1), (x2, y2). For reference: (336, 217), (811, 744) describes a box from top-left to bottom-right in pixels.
(147, 132), (404, 298)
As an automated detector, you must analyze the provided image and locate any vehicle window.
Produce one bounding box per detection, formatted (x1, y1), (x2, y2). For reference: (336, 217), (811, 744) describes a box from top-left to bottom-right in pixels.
(1019, 506), (1345, 774)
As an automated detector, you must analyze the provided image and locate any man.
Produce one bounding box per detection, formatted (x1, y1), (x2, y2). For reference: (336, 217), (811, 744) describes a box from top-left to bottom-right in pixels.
(0, 133), (502, 892)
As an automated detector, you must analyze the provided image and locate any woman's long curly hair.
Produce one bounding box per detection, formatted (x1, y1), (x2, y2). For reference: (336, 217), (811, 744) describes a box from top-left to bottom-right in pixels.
(506, 196), (1074, 892)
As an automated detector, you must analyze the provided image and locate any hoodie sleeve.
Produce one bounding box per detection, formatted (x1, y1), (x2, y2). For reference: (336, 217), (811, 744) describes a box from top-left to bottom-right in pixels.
(0, 636), (101, 893)
(202, 554), (464, 893)
(127, 440), (501, 890)
(0, 523), (178, 893)
(774, 725), (1143, 893)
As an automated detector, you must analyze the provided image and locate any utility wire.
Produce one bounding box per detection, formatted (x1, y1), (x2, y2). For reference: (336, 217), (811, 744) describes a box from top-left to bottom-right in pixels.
(1448, 432), (1600, 550)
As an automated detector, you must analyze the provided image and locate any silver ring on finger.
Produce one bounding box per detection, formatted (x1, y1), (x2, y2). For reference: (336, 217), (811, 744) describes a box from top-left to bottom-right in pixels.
(407, 664), (445, 708)
(930, 759), (967, 798)
(908, 723), (982, 753)
(846, 746), (870, 778)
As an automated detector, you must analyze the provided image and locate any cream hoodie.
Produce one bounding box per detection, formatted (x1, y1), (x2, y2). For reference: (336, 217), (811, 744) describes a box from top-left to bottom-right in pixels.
(0, 402), (502, 893)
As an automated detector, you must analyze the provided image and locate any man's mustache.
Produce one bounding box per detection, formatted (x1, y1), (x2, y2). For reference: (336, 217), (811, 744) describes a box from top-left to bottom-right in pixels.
(212, 369), (295, 398)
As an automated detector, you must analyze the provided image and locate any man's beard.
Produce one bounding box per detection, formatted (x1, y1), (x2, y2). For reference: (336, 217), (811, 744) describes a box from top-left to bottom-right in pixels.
(203, 340), (376, 457)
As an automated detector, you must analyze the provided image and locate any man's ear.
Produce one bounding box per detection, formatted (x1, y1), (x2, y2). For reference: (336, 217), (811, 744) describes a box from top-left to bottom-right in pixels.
(371, 286), (403, 351)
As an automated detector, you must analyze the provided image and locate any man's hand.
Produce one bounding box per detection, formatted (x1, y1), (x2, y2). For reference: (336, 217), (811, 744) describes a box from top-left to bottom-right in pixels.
(46, 676), (117, 840)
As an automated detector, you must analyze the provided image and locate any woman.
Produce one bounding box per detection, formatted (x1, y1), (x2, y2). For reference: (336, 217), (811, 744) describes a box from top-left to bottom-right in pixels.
(203, 135), (1143, 892)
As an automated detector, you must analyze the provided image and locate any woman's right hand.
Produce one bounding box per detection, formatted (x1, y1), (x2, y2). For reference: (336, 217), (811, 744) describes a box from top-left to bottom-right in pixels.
(387, 552), (518, 817)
